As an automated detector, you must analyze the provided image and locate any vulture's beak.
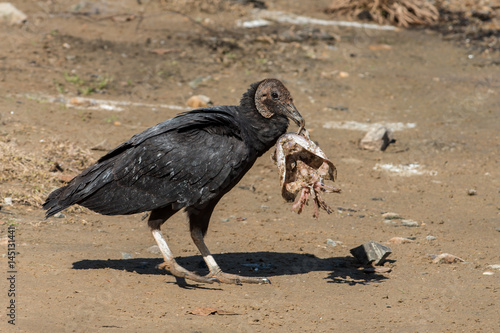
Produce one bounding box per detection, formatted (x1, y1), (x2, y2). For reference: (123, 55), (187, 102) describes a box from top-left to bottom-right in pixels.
(284, 102), (305, 135)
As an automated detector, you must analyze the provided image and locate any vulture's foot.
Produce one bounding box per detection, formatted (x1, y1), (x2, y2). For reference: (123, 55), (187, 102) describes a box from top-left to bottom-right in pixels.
(152, 229), (218, 284)
(157, 260), (217, 284)
(189, 228), (271, 285)
(210, 271), (271, 285)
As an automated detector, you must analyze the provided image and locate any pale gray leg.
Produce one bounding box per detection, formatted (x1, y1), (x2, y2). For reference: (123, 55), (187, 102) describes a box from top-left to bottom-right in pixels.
(151, 229), (216, 284)
(191, 228), (271, 285)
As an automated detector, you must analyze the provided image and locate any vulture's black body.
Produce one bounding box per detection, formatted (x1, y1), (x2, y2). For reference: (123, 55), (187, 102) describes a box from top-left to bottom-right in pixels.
(45, 82), (288, 219)
(44, 79), (304, 284)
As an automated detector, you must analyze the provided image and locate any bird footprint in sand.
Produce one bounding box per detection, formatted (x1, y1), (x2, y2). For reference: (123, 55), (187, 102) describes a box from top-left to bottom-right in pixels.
(272, 130), (341, 219)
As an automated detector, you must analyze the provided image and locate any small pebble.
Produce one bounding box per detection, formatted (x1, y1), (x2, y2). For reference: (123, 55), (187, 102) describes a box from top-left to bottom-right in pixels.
(426, 235), (437, 241)
(401, 219), (419, 227)
(326, 239), (342, 247)
(486, 264), (500, 270)
(431, 253), (464, 264)
(4, 197), (13, 205)
(338, 71), (349, 78)
(382, 212), (402, 220)
(53, 212), (66, 218)
(0, 3), (27, 25)
(187, 95), (212, 108)
(121, 252), (133, 259)
(467, 189), (477, 196)
(359, 125), (394, 151)
(386, 237), (414, 244)
(483, 271), (494, 276)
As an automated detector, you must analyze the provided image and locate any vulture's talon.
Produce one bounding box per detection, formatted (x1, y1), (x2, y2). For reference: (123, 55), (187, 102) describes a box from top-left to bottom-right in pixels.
(156, 262), (167, 270)
(209, 272), (270, 285)
(157, 261), (216, 284)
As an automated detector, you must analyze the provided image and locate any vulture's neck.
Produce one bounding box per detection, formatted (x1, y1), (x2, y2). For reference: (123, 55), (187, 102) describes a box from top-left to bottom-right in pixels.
(239, 83), (290, 155)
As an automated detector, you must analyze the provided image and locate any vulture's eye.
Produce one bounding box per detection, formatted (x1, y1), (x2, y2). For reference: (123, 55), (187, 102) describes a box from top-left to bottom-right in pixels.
(271, 92), (279, 100)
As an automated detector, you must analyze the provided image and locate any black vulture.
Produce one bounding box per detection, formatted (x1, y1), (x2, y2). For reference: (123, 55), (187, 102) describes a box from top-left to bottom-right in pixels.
(44, 78), (305, 284)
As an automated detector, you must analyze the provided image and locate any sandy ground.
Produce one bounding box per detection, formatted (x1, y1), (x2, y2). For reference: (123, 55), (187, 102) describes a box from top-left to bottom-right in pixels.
(1, 1), (499, 332)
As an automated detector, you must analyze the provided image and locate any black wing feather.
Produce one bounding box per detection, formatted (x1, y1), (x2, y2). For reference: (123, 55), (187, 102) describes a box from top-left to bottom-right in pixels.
(44, 107), (251, 217)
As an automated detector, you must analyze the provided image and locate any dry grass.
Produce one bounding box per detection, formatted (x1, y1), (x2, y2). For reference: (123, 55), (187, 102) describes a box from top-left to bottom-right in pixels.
(325, 0), (440, 27)
(0, 136), (95, 208)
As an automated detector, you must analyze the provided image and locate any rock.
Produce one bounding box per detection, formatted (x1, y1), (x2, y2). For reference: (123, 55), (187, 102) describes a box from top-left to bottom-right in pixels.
(326, 239), (342, 247)
(53, 212), (66, 218)
(238, 19), (271, 28)
(386, 237), (414, 244)
(401, 219), (419, 227)
(467, 189), (477, 196)
(486, 264), (500, 270)
(121, 252), (133, 259)
(382, 212), (402, 220)
(4, 197), (13, 205)
(187, 95), (212, 108)
(338, 71), (349, 78)
(0, 3), (27, 25)
(350, 241), (392, 266)
(430, 253), (464, 264)
(359, 125), (394, 151)
(146, 245), (161, 255)
(426, 235), (437, 241)
(483, 271), (494, 276)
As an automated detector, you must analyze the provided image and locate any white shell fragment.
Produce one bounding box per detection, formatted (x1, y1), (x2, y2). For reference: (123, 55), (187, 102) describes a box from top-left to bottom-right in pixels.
(272, 131), (340, 218)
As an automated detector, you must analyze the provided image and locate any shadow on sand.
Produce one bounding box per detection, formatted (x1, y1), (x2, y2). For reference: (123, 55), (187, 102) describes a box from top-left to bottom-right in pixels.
(73, 251), (389, 287)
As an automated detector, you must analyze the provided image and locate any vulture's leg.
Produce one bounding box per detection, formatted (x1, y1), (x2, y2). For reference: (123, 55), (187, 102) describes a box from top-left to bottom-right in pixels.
(191, 228), (270, 284)
(148, 207), (216, 284)
(187, 206), (270, 285)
